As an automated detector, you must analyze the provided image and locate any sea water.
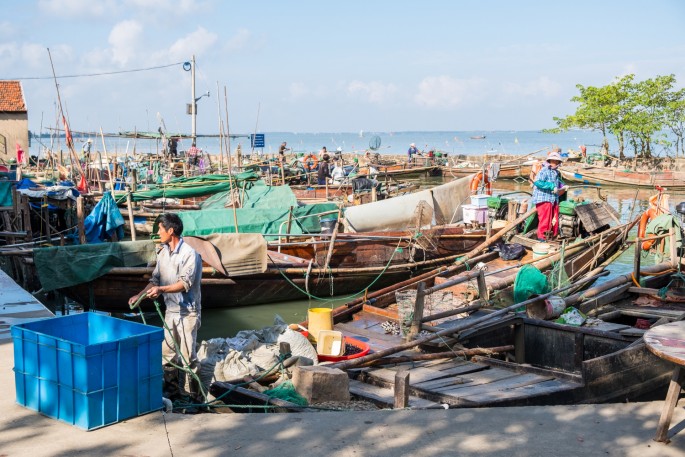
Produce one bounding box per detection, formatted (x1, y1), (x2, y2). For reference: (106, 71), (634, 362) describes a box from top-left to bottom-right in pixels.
(30, 129), (673, 159)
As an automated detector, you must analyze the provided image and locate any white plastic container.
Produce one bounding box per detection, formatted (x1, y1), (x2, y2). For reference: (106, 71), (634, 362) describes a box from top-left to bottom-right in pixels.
(316, 330), (345, 356)
(470, 194), (490, 208)
(462, 204), (488, 224)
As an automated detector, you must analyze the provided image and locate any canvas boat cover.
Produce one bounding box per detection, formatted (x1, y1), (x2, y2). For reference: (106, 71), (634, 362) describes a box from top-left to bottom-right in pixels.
(34, 240), (157, 291)
(129, 172), (260, 202)
(343, 174), (473, 232)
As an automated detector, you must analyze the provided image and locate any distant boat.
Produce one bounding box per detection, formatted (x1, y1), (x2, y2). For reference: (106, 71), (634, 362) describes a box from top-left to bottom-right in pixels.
(470, 135), (486, 140)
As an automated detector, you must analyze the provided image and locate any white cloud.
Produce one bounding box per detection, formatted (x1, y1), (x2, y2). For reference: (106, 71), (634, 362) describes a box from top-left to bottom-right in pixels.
(167, 27), (218, 61)
(415, 76), (484, 108)
(502, 76), (561, 98)
(225, 28), (251, 52)
(38, 0), (117, 16)
(109, 20), (143, 66)
(347, 80), (398, 104)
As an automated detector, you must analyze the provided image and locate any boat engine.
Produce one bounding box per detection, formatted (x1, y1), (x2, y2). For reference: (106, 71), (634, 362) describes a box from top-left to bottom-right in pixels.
(558, 213), (579, 239)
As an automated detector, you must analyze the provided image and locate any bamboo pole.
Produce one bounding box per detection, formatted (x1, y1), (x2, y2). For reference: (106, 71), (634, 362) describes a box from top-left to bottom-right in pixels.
(126, 191), (137, 241)
(100, 127), (115, 192)
(76, 196), (86, 244)
(322, 209), (341, 271)
(355, 345), (514, 368)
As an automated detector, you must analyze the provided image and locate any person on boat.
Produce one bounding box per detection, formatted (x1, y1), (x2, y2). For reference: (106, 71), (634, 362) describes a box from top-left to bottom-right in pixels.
(579, 144), (587, 162)
(278, 142), (289, 162)
(15, 142), (25, 165)
(128, 213), (203, 403)
(331, 160), (345, 183)
(187, 143), (200, 166)
(317, 154), (332, 185)
(531, 152), (567, 241)
(334, 146), (343, 162)
(407, 143), (418, 164)
(168, 138), (178, 158)
(82, 139), (92, 161)
(318, 146), (328, 160)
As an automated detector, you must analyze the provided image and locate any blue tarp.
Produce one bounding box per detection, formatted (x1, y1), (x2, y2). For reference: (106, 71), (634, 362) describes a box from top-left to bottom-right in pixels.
(83, 192), (125, 243)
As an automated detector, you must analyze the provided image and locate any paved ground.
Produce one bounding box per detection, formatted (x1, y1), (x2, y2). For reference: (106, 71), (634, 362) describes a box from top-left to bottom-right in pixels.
(2, 269), (685, 456)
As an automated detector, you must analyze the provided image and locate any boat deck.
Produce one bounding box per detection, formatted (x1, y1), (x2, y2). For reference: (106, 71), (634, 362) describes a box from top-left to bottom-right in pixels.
(333, 309), (582, 408)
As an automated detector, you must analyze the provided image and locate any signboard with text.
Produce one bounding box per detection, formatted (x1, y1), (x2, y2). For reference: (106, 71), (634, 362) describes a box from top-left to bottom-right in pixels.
(251, 134), (265, 148)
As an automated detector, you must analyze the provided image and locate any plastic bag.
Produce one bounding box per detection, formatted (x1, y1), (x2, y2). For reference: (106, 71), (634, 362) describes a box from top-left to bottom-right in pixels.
(497, 242), (526, 261)
(555, 307), (587, 326)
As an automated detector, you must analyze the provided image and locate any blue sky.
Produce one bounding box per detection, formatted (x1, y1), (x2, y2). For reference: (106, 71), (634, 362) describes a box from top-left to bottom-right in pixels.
(3, 0), (685, 135)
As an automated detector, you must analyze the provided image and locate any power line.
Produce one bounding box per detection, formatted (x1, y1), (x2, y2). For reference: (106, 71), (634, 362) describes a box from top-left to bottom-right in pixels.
(1, 61), (185, 81)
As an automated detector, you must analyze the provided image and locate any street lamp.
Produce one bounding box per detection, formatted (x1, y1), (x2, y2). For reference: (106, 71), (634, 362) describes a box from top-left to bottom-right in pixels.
(187, 55), (211, 146)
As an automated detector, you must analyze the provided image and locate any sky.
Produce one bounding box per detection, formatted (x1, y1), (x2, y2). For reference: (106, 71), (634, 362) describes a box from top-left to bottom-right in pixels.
(3, 0), (685, 136)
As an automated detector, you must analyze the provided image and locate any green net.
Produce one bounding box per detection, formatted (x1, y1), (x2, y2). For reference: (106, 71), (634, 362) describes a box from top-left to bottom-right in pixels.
(513, 264), (549, 304)
(263, 380), (308, 406)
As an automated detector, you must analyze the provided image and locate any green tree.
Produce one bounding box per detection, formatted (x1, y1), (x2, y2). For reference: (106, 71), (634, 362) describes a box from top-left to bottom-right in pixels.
(663, 87), (685, 158)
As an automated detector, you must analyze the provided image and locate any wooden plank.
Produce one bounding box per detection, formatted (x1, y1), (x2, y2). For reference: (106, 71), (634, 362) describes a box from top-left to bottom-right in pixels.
(394, 369), (410, 408)
(400, 363), (491, 391)
(460, 378), (578, 405)
(348, 379), (439, 409)
(455, 373), (554, 399)
(367, 364), (471, 385)
(435, 367), (521, 394)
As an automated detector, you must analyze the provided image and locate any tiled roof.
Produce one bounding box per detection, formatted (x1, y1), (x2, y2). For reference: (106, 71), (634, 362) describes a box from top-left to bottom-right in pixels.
(0, 81), (27, 112)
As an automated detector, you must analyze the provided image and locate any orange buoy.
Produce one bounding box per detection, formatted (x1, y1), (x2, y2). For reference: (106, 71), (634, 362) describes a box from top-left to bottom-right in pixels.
(470, 171), (491, 195)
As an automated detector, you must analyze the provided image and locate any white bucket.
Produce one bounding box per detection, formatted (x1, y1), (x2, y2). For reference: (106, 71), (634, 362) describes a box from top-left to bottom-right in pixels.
(532, 243), (550, 259)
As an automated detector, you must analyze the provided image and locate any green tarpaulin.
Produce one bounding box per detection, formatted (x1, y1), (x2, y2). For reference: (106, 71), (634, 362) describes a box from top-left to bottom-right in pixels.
(0, 182), (13, 207)
(163, 202), (338, 239)
(201, 180), (298, 210)
(34, 240), (157, 291)
(126, 173), (260, 202)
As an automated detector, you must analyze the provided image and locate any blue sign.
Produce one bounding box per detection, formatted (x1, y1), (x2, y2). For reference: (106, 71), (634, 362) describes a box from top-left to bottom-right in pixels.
(251, 134), (265, 148)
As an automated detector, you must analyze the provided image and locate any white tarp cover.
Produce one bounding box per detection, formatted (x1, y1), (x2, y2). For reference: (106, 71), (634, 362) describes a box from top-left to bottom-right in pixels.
(343, 174), (474, 232)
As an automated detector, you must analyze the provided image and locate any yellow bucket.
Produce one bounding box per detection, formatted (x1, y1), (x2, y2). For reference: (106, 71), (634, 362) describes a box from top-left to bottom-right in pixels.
(307, 308), (333, 343)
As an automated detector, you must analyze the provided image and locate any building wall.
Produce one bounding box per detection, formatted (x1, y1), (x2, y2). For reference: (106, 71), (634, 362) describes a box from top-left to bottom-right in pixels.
(0, 113), (29, 161)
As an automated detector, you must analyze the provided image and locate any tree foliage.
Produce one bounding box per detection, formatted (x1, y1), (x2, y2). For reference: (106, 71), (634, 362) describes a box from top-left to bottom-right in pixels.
(548, 74), (685, 158)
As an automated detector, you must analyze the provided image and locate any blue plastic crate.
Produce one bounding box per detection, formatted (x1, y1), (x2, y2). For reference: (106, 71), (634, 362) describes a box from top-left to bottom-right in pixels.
(12, 312), (164, 430)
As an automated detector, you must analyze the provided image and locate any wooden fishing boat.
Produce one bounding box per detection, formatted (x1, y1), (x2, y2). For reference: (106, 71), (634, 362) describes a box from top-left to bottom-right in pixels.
(43, 224), (490, 311)
(441, 162), (532, 179)
(560, 165), (685, 190)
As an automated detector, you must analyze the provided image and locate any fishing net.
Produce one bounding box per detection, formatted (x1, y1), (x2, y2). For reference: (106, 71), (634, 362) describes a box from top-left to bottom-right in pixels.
(263, 380), (308, 406)
(546, 259), (570, 296)
(513, 264), (549, 304)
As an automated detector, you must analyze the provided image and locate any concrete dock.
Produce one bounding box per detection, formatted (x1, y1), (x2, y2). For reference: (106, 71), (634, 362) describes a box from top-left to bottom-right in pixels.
(1, 270), (684, 456)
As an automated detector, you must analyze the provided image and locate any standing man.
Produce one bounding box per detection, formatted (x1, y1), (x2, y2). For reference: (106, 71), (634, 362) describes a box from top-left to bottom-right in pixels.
(318, 154), (332, 184)
(407, 143), (418, 164)
(278, 141), (289, 162)
(531, 152), (567, 241)
(82, 139), (92, 161)
(128, 213), (203, 402)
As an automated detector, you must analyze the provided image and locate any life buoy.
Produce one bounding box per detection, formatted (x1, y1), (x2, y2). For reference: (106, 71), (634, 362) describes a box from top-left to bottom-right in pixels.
(470, 171), (491, 195)
(637, 193), (669, 250)
(303, 154), (318, 171)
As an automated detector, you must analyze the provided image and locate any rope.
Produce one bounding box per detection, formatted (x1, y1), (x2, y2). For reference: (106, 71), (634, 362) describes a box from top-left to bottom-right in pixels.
(272, 237), (404, 302)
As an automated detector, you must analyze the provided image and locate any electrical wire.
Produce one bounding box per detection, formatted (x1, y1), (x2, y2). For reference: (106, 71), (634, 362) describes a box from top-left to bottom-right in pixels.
(2, 62), (184, 81)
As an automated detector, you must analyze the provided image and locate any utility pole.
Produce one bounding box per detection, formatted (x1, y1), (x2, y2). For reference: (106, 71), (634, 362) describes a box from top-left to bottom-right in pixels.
(191, 54), (196, 146)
